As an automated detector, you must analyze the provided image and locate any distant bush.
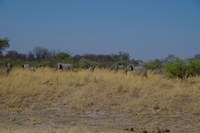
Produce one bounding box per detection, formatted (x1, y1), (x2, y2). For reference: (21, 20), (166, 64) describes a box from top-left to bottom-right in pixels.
(145, 60), (162, 70)
(165, 59), (200, 79)
(189, 59), (200, 76)
(78, 58), (99, 68)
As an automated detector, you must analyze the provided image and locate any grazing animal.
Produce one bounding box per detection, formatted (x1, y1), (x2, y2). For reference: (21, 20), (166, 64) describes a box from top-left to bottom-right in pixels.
(56, 63), (73, 71)
(126, 65), (147, 77)
(22, 64), (31, 69)
(5, 63), (13, 75)
(22, 64), (36, 71)
(87, 65), (95, 72)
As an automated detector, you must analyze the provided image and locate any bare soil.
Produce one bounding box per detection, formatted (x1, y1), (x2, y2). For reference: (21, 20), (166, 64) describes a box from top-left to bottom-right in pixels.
(1, 105), (200, 133)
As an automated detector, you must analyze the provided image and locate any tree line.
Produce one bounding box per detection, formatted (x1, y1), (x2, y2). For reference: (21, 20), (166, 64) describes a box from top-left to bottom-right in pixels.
(1, 37), (200, 79)
(0, 37), (143, 68)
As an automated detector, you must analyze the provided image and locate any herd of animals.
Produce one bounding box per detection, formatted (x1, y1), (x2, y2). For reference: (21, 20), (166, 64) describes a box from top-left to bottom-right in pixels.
(4, 63), (165, 77)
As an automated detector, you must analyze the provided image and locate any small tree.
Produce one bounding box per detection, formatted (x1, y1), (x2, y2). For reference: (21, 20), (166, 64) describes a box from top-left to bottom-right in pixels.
(56, 52), (70, 61)
(189, 59), (200, 76)
(163, 54), (178, 63)
(145, 59), (162, 70)
(0, 37), (9, 50)
(165, 59), (192, 79)
(118, 51), (130, 61)
(33, 47), (50, 61)
(0, 37), (9, 55)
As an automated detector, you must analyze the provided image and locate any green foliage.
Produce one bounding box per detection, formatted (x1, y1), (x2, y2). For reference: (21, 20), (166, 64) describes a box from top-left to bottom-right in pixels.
(163, 54), (179, 63)
(111, 51), (130, 61)
(165, 58), (199, 79)
(79, 58), (97, 68)
(189, 59), (200, 75)
(56, 52), (70, 61)
(0, 37), (9, 51)
(145, 59), (162, 70)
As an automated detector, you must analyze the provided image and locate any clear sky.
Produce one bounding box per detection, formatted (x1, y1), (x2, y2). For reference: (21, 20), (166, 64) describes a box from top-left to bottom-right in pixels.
(0, 0), (200, 60)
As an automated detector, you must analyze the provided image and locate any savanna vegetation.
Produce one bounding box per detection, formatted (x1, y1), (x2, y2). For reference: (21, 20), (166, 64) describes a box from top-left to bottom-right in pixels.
(1, 68), (200, 132)
(1, 37), (200, 79)
(1, 37), (200, 132)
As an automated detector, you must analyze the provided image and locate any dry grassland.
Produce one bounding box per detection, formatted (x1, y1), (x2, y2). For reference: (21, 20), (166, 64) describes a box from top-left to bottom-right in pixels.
(0, 68), (200, 132)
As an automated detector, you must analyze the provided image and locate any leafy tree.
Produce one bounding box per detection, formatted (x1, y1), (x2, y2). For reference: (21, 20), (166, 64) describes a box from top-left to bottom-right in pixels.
(56, 52), (70, 61)
(118, 51), (130, 61)
(79, 58), (98, 68)
(163, 54), (178, 63)
(165, 59), (192, 79)
(111, 51), (130, 62)
(0, 37), (9, 55)
(189, 60), (200, 76)
(0, 37), (9, 50)
(145, 59), (162, 70)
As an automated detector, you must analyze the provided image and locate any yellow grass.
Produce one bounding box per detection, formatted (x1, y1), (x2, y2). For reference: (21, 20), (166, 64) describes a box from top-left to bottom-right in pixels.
(1, 68), (200, 132)
(1, 67), (200, 114)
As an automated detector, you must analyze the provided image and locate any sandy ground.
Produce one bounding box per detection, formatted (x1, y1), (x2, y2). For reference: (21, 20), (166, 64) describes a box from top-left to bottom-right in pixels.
(1, 106), (200, 133)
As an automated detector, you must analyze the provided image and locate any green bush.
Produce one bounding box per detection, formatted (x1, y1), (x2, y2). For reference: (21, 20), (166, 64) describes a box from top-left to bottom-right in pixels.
(145, 60), (162, 70)
(189, 59), (200, 76)
(165, 59), (192, 79)
(78, 58), (99, 68)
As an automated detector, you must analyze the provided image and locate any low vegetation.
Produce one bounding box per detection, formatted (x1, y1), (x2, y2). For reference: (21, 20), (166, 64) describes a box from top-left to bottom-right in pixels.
(0, 68), (200, 114)
(165, 58), (200, 79)
(1, 38), (200, 132)
(1, 67), (200, 132)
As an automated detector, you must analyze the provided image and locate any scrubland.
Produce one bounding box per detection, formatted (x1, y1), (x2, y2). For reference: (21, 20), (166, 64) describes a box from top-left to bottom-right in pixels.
(0, 68), (200, 132)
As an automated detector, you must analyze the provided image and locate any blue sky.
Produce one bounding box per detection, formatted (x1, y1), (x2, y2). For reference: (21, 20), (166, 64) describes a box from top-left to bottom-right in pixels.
(0, 0), (200, 60)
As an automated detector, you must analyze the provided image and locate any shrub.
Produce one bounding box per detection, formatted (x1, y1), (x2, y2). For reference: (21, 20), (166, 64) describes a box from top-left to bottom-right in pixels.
(189, 59), (200, 76)
(145, 60), (162, 70)
(165, 59), (192, 79)
(79, 58), (99, 68)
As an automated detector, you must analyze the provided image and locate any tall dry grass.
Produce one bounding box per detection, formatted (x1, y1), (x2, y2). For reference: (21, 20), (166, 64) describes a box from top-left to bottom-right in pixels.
(0, 67), (200, 115)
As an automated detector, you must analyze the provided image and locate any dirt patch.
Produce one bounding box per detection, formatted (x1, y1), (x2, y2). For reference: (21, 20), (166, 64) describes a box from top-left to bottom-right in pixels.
(1, 106), (200, 132)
